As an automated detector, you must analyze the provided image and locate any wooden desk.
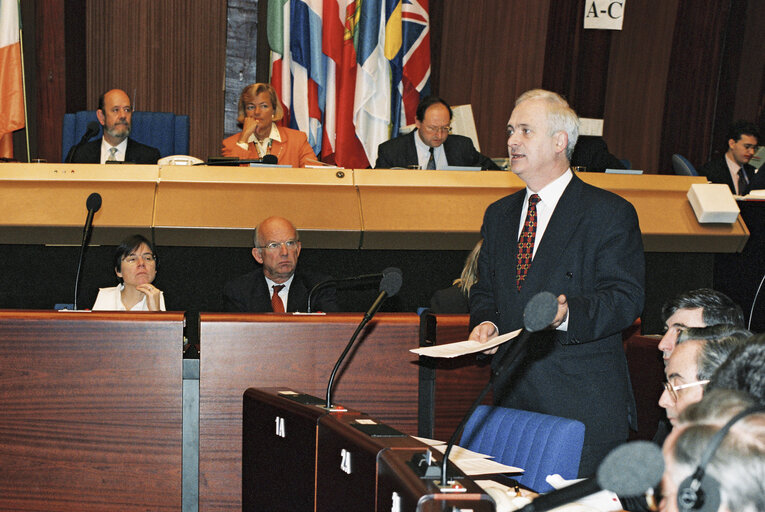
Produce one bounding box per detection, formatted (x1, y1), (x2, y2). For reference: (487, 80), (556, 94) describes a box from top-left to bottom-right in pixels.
(198, 312), (421, 511)
(0, 164), (749, 252)
(0, 310), (184, 512)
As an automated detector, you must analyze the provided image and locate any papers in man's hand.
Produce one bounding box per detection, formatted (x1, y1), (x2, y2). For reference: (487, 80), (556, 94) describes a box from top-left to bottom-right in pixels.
(410, 328), (522, 358)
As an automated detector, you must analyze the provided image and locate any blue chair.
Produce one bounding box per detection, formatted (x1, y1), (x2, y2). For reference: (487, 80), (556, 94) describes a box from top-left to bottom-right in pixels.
(672, 154), (698, 176)
(61, 111), (190, 162)
(460, 405), (585, 493)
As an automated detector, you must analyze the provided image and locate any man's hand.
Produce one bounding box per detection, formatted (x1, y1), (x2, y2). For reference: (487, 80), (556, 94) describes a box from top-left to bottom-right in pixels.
(136, 283), (162, 311)
(469, 321), (499, 354)
(550, 294), (568, 328)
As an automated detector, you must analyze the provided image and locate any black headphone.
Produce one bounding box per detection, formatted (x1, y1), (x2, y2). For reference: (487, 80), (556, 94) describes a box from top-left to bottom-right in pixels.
(676, 405), (765, 511)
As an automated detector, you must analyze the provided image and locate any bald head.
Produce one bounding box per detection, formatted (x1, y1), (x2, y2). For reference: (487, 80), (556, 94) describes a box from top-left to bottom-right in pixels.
(252, 217), (301, 283)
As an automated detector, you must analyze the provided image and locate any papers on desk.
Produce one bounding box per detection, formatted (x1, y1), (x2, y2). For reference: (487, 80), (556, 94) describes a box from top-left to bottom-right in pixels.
(546, 474), (622, 511)
(410, 328), (522, 358)
(412, 436), (524, 476)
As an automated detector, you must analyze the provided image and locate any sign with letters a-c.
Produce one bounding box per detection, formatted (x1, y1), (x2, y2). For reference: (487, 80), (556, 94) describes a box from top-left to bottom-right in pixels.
(583, 0), (626, 30)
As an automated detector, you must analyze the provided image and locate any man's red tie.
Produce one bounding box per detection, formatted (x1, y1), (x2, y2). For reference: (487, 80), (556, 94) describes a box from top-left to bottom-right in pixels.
(517, 194), (541, 291)
(271, 284), (285, 312)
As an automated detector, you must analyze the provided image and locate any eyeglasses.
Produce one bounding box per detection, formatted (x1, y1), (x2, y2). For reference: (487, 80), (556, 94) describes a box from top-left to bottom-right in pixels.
(258, 240), (299, 251)
(422, 125), (452, 135)
(663, 379), (709, 402)
(123, 253), (155, 265)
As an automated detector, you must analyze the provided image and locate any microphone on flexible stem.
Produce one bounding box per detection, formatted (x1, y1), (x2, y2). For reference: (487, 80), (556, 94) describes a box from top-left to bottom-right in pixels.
(307, 270), (393, 313)
(66, 121), (101, 163)
(438, 291), (559, 487)
(195, 154), (279, 166)
(73, 193), (102, 310)
(516, 441), (664, 512)
(324, 267), (403, 409)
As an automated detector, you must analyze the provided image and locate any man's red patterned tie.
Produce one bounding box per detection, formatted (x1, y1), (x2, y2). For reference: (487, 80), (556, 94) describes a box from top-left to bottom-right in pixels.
(516, 194), (541, 291)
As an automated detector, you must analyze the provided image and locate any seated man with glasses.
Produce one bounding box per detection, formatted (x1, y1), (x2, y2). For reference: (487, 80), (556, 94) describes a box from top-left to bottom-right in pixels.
(659, 325), (751, 427)
(374, 96), (499, 170)
(68, 88), (161, 164)
(223, 216), (339, 313)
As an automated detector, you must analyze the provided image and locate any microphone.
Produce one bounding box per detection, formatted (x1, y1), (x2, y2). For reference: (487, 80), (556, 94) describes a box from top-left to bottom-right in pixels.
(73, 193), (102, 310)
(516, 441), (664, 512)
(66, 121), (101, 163)
(307, 269), (398, 313)
(438, 291), (561, 486)
(197, 154), (279, 166)
(324, 267), (402, 408)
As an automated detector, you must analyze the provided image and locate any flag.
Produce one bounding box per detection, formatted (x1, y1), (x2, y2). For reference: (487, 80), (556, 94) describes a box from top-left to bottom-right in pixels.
(322, 0), (368, 167)
(0, 0), (24, 159)
(268, 0), (292, 125)
(353, 0), (391, 165)
(266, 0), (430, 167)
(290, 0), (325, 156)
(400, 0), (430, 125)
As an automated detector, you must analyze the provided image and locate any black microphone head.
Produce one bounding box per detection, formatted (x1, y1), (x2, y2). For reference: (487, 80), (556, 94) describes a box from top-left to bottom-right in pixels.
(261, 154), (278, 165)
(85, 121), (101, 137)
(86, 192), (102, 213)
(379, 267), (403, 297)
(597, 441), (664, 496)
(523, 291), (558, 332)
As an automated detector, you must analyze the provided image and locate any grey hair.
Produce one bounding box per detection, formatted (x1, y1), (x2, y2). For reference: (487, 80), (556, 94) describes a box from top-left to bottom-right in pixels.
(515, 89), (579, 160)
(670, 390), (765, 512)
(676, 325), (752, 381)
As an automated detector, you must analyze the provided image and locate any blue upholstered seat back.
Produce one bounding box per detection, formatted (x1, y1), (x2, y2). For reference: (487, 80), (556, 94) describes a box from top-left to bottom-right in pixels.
(671, 153), (698, 176)
(460, 405), (585, 493)
(61, 111), (190, 161)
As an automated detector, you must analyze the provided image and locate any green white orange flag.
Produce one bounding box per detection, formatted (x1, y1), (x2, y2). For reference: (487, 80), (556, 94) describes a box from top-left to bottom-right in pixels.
(0, 0), (25, 159)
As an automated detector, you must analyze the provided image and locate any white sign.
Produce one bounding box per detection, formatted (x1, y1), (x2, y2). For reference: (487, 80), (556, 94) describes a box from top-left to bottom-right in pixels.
(583, 0), (626, 30)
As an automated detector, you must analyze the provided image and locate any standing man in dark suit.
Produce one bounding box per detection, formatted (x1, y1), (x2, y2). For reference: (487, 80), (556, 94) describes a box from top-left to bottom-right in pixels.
(469, 89), (645, 477)
(699, 121), (761, 195)
(223, 216), (339, 313)
(67, 89), (161, 164)
(374, 96), (499, 170)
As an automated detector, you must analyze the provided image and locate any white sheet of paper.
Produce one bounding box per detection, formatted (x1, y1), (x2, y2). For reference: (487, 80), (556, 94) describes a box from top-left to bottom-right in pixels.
(454, 457), (523, 476)
(410, 328), (523, 358)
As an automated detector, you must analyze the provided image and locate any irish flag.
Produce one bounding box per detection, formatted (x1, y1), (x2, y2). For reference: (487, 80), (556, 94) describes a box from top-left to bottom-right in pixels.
(0, 0), (25, 158)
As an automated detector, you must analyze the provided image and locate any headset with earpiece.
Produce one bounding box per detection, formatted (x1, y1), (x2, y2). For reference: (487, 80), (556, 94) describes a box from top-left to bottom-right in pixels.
(676, 405), (765, 511)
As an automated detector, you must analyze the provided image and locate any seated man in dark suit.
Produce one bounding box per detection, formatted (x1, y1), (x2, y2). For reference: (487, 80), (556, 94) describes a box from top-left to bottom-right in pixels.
(375, 96), (499, 170)
(67, 88), (161, 164)
(699, 121), (761, 195)
(223, 216), (339, 313)
(570, 135), (626, 172)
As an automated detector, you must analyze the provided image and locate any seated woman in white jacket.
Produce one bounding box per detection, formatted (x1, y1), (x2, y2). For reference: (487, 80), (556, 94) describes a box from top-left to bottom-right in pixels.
(92, 234), (166, 311)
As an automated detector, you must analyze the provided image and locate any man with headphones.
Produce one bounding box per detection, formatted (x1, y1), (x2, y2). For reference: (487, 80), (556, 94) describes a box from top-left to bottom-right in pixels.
(660, 389), (765, 512)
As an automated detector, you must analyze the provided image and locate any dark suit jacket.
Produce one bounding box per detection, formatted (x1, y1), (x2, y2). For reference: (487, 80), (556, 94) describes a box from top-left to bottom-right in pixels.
(374, 131), (500, 170)
(570, 136), (626, 172)
(222, 268), (339, 313)
(469, 174), (645, 475)
(68, 137), (161, 164)
(699, 155), (759, 194)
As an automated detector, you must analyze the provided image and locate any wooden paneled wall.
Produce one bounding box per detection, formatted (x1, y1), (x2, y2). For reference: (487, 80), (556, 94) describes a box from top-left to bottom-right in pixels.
(83, 1), (227, 161)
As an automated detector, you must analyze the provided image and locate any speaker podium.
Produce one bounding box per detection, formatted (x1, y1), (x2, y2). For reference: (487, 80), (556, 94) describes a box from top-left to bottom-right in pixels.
(242, 387), (494, 511)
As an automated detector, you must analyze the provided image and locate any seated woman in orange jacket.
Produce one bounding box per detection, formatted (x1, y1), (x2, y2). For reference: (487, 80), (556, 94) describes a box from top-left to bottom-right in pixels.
(221, 82), (318, 168)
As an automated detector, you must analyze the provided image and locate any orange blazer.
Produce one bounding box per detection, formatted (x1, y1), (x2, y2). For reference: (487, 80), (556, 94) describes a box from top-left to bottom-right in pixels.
(221, 125), (318, 168)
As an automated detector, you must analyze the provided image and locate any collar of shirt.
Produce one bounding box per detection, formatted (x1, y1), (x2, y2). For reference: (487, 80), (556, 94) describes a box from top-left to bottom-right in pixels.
(264, 273), (295, 303)
(246, 124), (282, 156)
(725, 152), (748, 194)
(517, 169), (574, 252)
(413, 129), (446, 169)
(100, 138), (129, 163)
